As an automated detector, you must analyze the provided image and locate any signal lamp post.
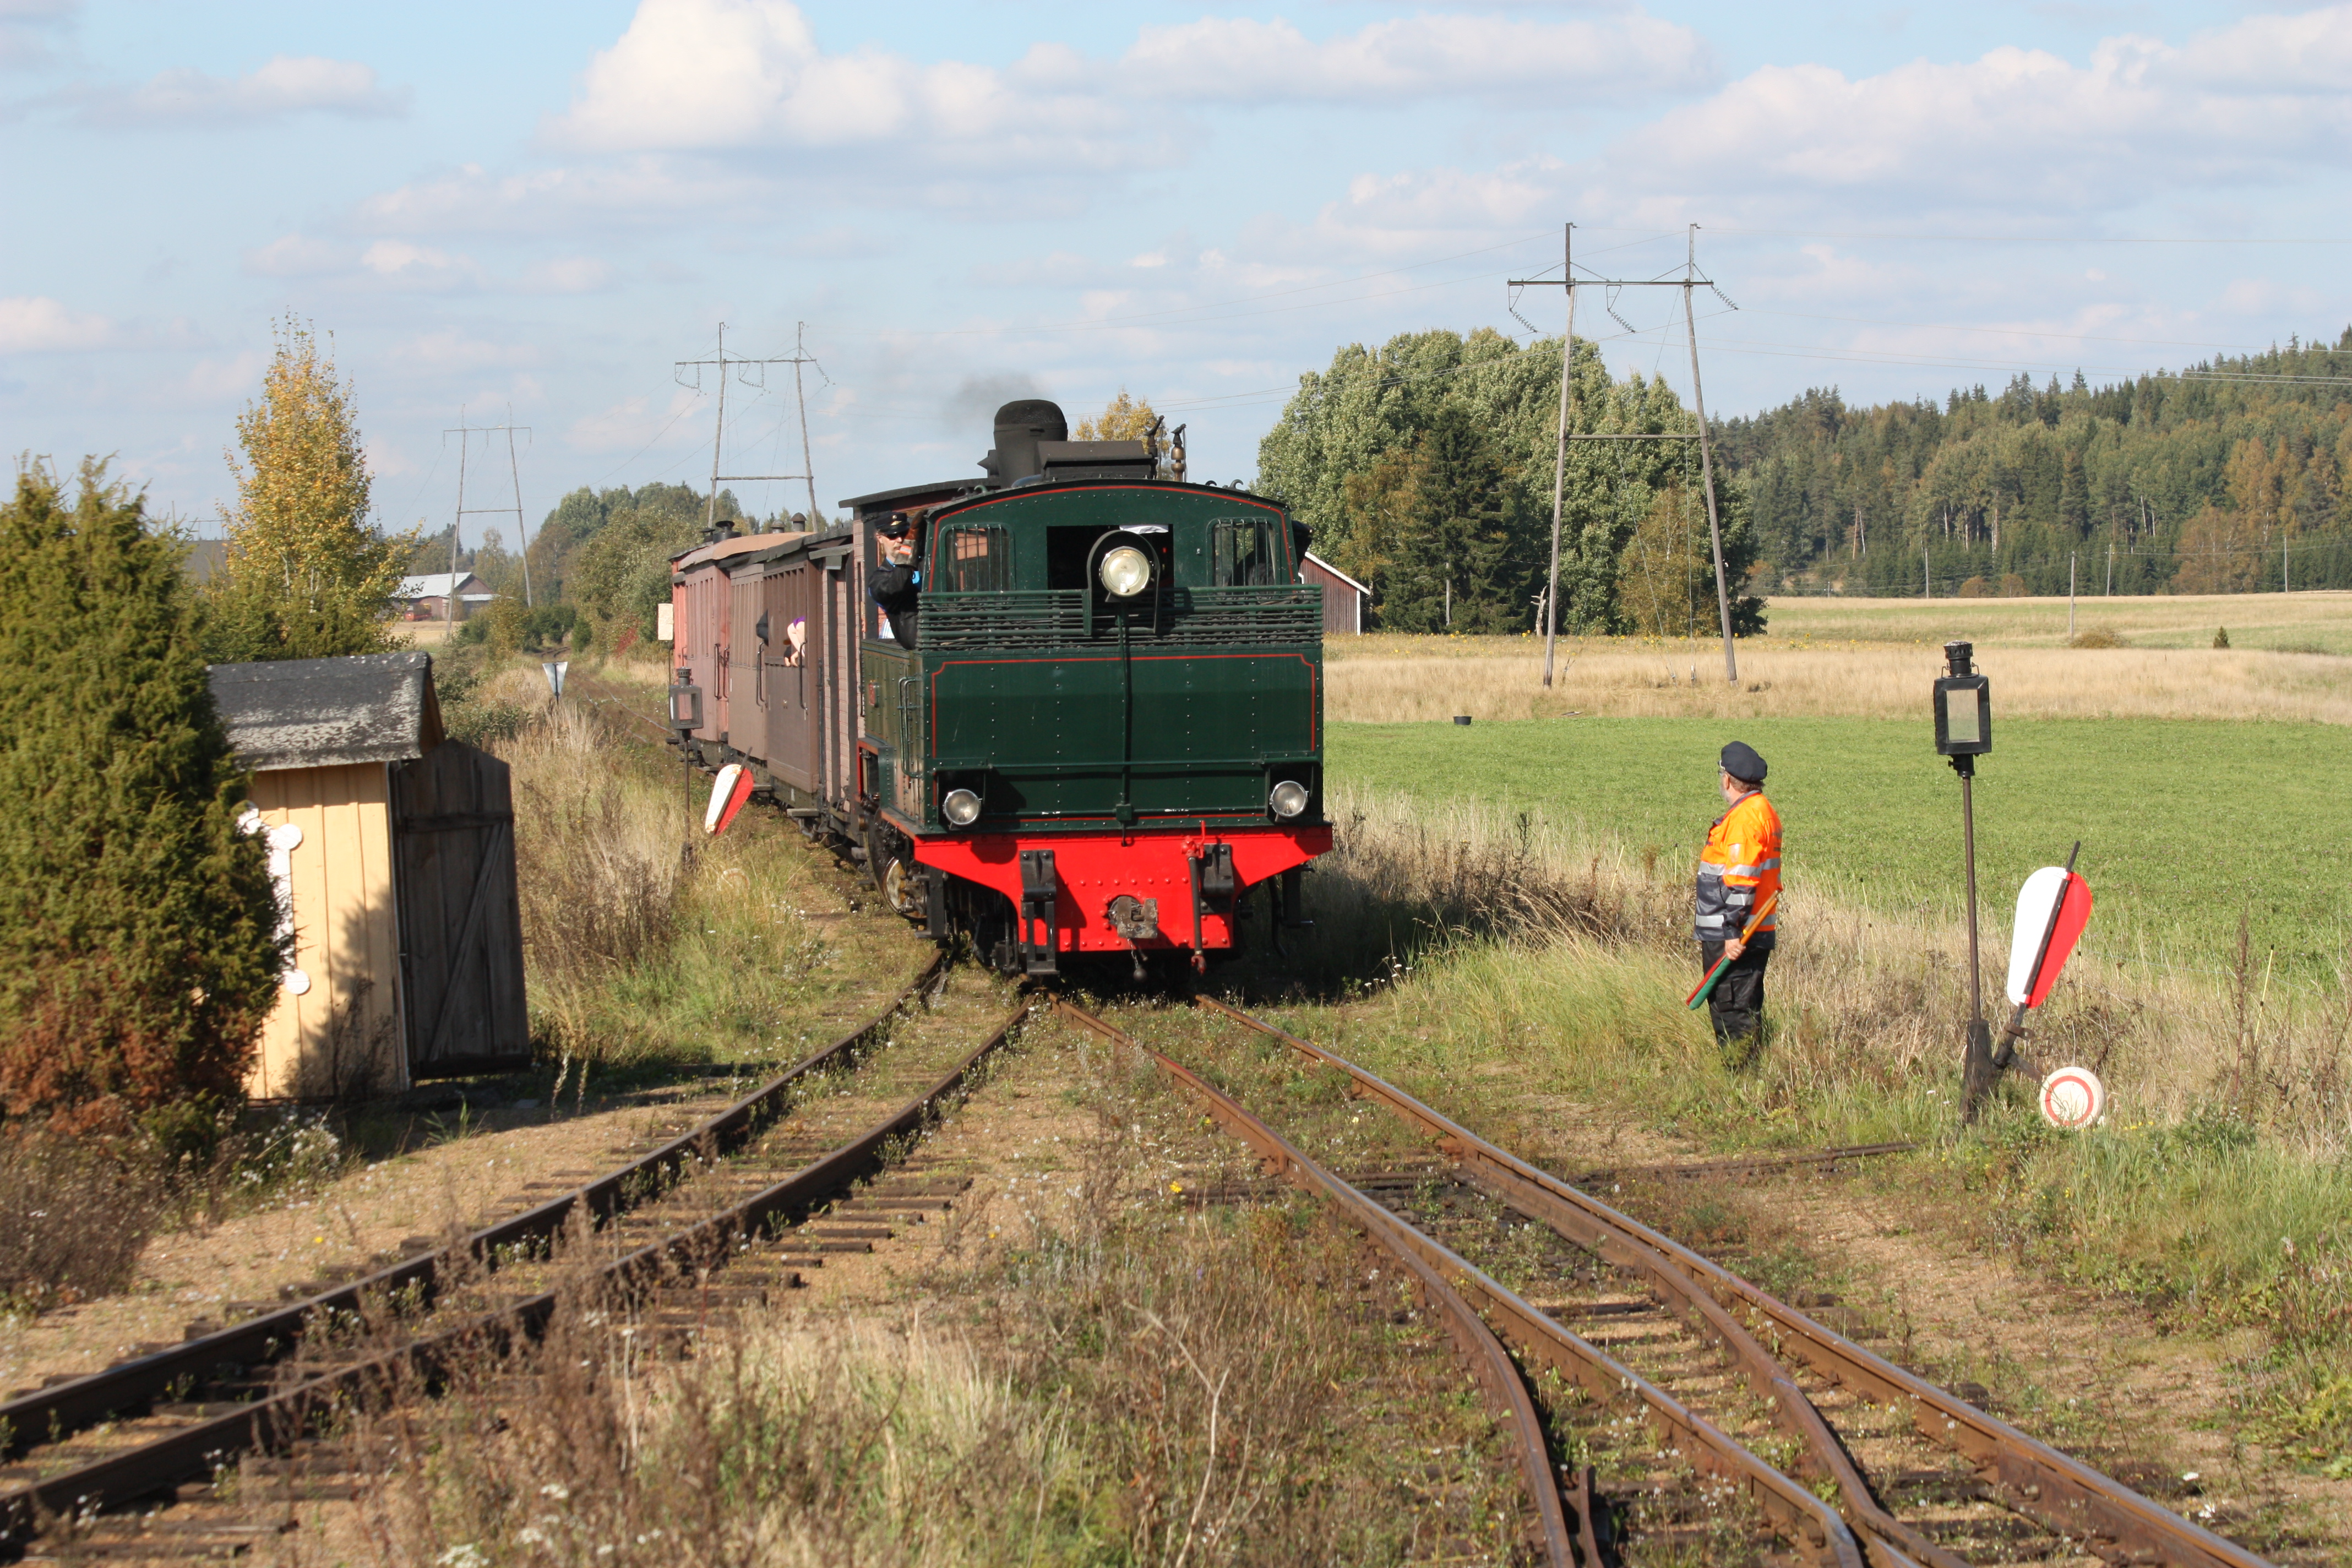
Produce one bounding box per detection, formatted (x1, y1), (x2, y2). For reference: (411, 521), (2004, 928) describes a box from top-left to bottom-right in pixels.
(1934, 640), (1996, 1120)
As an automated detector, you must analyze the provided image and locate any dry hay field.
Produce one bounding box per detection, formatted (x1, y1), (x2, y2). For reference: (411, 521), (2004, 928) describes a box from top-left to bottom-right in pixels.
(1326, 589), (2352, 725)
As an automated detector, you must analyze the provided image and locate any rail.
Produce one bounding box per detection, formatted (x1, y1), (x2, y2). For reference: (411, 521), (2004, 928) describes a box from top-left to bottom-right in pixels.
(1057, 998), (1581, 1568)
(0, 954), (1029, 1549)
(1191, 993), (2273, 1568)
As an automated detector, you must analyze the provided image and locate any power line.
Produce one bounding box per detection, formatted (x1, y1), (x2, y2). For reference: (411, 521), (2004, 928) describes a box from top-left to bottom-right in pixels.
(674, 322), (823, 530)
(440, 416), (534, 615)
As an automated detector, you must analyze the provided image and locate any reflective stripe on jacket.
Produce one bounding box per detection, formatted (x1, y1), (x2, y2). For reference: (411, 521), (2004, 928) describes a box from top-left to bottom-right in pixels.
(1695, 790), (1782, 944)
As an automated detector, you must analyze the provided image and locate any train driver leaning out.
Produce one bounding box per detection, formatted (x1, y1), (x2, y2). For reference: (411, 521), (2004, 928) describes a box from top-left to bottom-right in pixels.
(1695, 741), (1781, 1058)
(870, 512), (922, 646)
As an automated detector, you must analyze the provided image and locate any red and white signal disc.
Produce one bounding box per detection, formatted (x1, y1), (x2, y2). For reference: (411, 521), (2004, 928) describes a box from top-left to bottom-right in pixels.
(2039, 1065), (2105, 1130)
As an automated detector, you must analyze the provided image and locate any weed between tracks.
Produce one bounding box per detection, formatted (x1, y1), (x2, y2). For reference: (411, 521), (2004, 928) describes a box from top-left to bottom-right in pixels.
(277, 1026), (1527, 1567)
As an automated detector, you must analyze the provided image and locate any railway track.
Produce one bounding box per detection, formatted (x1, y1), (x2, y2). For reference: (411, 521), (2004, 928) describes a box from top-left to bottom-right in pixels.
(1058, 994), (2277, 1568)
(0, 956), (1030, 1563)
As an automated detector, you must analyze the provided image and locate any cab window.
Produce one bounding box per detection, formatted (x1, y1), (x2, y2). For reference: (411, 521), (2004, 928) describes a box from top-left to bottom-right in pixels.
(938, 524), (1011, 592)
(1210, 516), (1283, 586)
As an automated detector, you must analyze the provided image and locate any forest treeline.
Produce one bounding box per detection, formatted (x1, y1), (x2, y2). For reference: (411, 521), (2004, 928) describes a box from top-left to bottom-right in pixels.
(1257, 324), (2352, 629)
(1721, 330), (2352, 598)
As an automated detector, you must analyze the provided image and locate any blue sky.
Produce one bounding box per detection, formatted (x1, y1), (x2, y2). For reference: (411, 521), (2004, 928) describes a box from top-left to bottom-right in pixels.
(5, 1), (2350, 542)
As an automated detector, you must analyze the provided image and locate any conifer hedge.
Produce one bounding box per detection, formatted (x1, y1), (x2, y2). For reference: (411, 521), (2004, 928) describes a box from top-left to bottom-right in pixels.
(0, 464), (282, 1132)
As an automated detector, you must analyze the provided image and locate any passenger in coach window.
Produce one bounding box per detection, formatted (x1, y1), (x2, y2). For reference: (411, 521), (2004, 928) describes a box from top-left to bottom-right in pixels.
(870, 512), (922, 645)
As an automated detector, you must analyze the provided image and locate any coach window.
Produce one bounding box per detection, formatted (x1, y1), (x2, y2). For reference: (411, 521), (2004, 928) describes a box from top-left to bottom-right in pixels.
(938, 525), (1012, 592)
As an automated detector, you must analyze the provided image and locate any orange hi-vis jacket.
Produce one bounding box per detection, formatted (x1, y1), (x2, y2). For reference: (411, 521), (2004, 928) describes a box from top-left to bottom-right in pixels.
(1696, 788), (1781, 946)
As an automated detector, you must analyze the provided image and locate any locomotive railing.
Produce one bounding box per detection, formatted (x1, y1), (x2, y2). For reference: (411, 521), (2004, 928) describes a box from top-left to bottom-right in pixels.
(920, 585), (1323, 649)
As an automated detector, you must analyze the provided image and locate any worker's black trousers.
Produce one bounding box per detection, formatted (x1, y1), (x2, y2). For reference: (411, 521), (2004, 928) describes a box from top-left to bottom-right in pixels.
(1698, 939), (1772, 1047)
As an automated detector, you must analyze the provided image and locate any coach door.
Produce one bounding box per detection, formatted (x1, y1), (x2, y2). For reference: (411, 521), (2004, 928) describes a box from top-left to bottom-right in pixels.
(762, 559), (819, 791)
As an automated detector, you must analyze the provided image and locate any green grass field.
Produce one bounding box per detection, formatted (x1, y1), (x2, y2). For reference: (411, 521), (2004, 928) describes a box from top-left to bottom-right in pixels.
(1328, 715), (2345, 982)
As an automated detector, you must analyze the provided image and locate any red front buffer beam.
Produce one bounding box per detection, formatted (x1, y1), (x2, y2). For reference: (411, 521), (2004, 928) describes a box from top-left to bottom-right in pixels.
(1994, 842), (2093, 1070)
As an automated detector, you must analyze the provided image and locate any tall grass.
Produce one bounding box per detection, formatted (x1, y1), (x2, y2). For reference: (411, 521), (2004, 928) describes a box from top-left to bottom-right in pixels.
(1283, 784), (2352, 1453)
(499, 697), (851, 1071)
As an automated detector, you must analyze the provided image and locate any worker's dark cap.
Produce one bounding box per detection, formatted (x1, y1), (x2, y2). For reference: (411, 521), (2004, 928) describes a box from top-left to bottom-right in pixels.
(1720, 741), (1767, 785)
(876, 513), (913, 537)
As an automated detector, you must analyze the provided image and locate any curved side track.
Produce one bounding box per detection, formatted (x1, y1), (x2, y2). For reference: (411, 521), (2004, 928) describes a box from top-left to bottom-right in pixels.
(1194, 993), (2274, 1568)
(0, 954), (1003, 1549)
(1057, 998), (1581, 1568)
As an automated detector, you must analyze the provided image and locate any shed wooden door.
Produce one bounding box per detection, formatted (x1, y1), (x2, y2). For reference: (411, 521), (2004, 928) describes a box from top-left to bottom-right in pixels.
(391, 739), (530, 1077)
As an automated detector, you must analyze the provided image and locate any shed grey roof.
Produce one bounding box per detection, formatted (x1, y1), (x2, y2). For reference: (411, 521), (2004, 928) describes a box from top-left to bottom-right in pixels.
(208, 652), (445, 771)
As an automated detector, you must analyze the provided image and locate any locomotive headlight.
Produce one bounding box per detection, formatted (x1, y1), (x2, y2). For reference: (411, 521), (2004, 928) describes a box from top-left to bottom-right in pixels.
(940, 787), (983, 827)
(1098, 545), (1153, 598)
(1268, 780), (1310, 819)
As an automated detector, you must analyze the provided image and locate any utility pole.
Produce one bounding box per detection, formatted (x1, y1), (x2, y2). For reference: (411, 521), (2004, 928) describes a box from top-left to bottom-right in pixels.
(443, 416), (537, 617)
(1925, 545), (1931, 599)
(1541, 224), (1573, 686)
(1683, 225), (1737, 684)
(674, 322), (824, 534)
(1509, 221), (1740, 685)
(792, 322), (821, 526)
(2068, 553), (2076, 639)
(446, 416), (464, 635)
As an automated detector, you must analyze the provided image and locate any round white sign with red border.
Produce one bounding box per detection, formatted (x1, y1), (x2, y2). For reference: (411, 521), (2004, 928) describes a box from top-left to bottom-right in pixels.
(2039, 1065), (2105, 1130)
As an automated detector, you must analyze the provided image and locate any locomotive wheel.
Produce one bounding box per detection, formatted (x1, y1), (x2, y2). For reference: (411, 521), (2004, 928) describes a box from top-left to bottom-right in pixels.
(880, 854), (925, 921)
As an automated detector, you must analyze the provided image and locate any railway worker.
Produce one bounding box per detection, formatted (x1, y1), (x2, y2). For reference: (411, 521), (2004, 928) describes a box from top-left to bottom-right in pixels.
(870, 512), (922, 645)
(1696, 741), (1781, 1058)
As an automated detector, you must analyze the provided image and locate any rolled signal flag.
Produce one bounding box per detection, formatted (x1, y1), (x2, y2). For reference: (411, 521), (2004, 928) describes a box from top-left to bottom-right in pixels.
(1685, 891), (1779, 1010)
(705, 764), (755, 836)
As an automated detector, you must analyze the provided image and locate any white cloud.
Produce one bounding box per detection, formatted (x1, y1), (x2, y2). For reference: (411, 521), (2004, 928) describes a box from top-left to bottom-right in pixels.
(565, 388), (700, 454)
(358, 241), (484, 291)
(1604, 7), (2352, 214)
(543, 0), (1703, 160)
(242, 233), (351, 277)
(543, 0), (1131, 160)
(352, 160), (762, 235)
(0, 294), (112, 351)
(1108, 13), (1712, 103)
(92, 54), (407, 125)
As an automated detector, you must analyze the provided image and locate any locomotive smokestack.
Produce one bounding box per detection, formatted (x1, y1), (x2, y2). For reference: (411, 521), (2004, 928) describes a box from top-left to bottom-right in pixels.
(981, 399), (1067, 484)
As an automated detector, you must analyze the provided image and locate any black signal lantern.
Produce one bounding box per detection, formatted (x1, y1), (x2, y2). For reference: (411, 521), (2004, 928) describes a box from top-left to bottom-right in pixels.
(1934, 639), (2000, 1121)
(1933, 640), (1992, 765)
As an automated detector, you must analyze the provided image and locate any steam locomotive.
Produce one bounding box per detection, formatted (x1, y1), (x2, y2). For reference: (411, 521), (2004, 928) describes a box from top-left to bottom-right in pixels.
(665, 400), (1331, 975)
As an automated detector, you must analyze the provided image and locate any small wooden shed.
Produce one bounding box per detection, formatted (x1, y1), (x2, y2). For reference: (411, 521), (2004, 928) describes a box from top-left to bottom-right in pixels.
(208, 652), (530, 1099)
(1302, 552), (1370, 634)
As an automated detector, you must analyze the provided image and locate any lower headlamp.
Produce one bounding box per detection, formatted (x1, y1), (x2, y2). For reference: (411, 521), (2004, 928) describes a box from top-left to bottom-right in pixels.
(941, 787), (983, 827)
(1268, 780), (1309, 819)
